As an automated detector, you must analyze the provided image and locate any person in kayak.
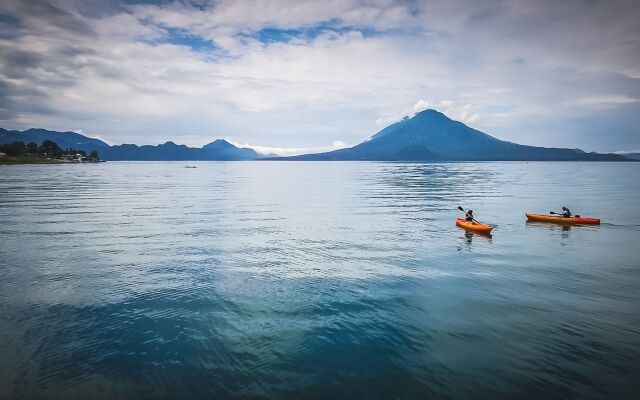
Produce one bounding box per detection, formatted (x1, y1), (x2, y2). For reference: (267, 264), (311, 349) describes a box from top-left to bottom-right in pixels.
(561, 206), (572, 218)
(465, 209), (478, 224)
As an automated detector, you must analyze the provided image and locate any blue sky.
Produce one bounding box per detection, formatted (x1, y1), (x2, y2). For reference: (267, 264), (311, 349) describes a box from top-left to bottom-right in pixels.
(0, 0), (638, 154)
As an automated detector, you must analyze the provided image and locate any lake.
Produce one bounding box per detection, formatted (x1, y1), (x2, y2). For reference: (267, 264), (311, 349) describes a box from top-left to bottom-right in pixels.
(1, 161), (639, 399)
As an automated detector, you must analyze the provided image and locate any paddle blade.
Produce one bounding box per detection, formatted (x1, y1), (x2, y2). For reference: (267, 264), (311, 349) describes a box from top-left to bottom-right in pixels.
(458, 206), (465, 212)
(549, 211), (557, 215)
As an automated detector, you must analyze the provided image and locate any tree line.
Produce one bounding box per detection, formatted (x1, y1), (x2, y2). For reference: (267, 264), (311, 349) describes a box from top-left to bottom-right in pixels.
(0, 140), (99, 160)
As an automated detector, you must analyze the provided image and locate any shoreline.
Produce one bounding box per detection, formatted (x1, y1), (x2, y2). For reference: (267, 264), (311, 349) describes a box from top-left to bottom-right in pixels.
(0, 158), (62, 165)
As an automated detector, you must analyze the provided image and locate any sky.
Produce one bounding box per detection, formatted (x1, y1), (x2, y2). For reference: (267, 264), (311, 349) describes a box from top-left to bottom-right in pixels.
(0, 0), (639, 154)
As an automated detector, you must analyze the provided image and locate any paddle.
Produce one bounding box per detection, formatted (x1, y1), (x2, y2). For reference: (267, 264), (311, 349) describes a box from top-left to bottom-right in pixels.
(550, 211), (581, 218)
(458, 206), (484, 225)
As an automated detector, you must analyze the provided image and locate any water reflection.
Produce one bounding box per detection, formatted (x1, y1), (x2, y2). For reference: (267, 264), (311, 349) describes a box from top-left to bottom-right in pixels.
(1, 161), (639, 399)
(457, 230), (493, 251)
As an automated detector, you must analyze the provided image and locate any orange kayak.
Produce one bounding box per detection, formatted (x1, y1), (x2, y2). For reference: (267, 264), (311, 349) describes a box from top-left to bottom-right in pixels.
(456, 218), (493, 234)
(526, 213), (600, 224)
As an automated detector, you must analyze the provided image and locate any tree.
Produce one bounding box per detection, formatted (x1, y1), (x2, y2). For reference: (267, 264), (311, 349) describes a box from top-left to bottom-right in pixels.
(39, 140), (62, 157)
(2, 141), (26, 156)
(26, 142), (38, 154)
(89, 150), (99, 160)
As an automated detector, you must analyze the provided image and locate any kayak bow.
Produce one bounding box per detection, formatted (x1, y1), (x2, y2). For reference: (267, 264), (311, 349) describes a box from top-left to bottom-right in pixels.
(526, 213), (600, 224)
(456, 218), (493, 234)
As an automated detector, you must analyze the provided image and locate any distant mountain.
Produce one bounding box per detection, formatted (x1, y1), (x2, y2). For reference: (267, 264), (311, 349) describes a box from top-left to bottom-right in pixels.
(0, 127), (110, 151)
(1, 117), (631, 162)
(620, 152), (640, 160)
(101, 139), (260, 161)
(285, 110), (627, 161)
(0, 128), (261, 161)
(202, 139), (259, 160)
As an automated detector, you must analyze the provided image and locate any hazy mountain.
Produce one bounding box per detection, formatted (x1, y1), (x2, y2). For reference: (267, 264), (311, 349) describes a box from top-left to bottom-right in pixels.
(0, 128), (110, 151)
(2, 116), (631, 162)
(100, 139), (260, 161)
(285, 110), (628, 161)
(202, 139), (259, 160)
(0, 128), (261, 161)
(620, 153), (640, 160)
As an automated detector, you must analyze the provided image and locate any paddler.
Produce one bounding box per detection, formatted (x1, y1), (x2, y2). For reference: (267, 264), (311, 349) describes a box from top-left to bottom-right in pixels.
(465, 209), (478, 224)
(560, 206), (572, 218)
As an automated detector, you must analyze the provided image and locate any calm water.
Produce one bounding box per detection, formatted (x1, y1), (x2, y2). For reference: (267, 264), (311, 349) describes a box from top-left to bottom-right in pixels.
(1, 161), (639, 399)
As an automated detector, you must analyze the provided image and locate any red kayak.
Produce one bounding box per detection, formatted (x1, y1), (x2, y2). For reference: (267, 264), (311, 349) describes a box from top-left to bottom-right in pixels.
(526, 213), (600, 224)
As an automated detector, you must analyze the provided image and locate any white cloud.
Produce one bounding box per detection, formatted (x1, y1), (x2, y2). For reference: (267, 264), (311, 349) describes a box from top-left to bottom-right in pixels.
(575, 95), (640, 109)
(224, 137), (350, 156)
(376, 100), (479, 127)
(0, 0), (639, 152)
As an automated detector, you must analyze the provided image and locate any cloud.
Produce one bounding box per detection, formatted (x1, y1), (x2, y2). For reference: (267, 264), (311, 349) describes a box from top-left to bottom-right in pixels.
(224, 137), (350, 156)
(376, 100), (479, 127)
(0, 0), (639, 152)
(575, 95), (640, 109)
(613, 149), (640, 154)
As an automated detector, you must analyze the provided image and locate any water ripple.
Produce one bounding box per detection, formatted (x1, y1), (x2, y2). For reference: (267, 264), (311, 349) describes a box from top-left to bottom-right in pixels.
(1, 161), (639, 399)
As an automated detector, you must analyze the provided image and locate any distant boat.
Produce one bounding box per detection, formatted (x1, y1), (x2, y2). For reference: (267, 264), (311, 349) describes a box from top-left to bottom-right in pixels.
(185, 165), (197, 168)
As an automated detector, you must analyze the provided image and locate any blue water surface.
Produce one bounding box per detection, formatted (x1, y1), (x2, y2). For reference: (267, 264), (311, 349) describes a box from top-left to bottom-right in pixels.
(0, 161), (639, 399)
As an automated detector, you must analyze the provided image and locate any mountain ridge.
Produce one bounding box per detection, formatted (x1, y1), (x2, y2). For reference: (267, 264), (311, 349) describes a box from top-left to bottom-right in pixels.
(619, 152), (640, 160)
(0, 128), (261, 161)
(1, 112), (633, 161)
(283, 109), (628, 161)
